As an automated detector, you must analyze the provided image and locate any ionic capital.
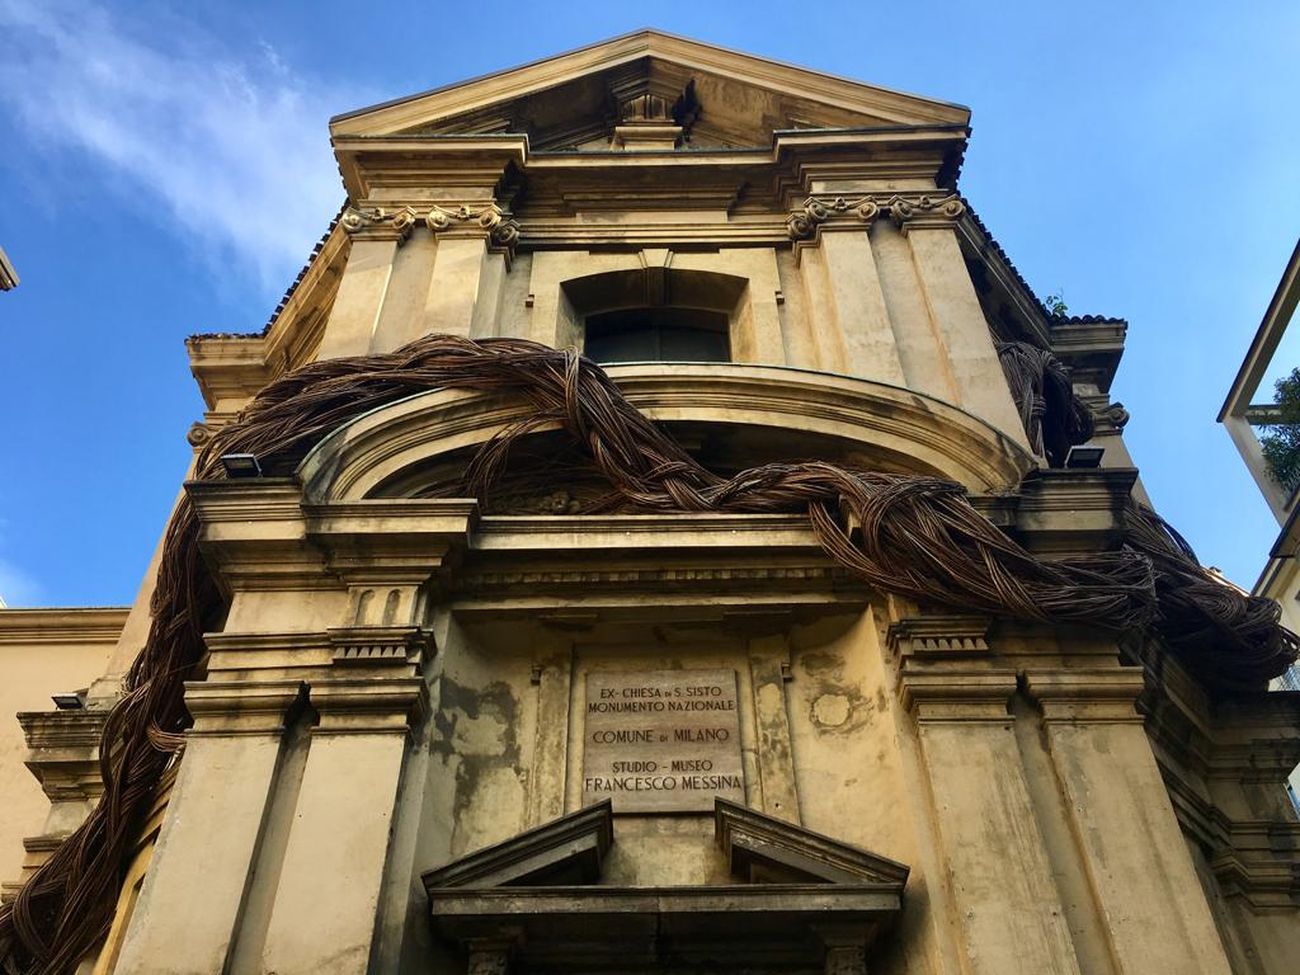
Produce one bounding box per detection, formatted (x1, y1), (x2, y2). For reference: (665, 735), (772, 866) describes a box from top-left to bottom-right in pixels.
(340, 205), (418, 244)
(885, 193), (966, 234)
(786, 195), (881, 241)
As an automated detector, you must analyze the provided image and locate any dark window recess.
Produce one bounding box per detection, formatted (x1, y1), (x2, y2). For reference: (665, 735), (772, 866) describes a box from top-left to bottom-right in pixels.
(584, 307), (730, 363)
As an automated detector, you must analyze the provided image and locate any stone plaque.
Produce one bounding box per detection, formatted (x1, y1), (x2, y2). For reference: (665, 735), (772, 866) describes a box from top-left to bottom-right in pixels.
(581, 669), (745, 812)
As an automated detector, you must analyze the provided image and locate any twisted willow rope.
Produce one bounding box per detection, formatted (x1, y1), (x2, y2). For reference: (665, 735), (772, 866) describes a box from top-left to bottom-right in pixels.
(997, 340), (1095, 467)
(1, 334), (1294, 974)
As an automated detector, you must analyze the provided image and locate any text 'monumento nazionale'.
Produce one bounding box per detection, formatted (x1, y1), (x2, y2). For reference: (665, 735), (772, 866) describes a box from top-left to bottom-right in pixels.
(582, 669), (745, 812)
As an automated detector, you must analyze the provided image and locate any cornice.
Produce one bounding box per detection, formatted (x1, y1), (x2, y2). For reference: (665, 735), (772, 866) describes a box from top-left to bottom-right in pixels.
(0, 607), (129, 645)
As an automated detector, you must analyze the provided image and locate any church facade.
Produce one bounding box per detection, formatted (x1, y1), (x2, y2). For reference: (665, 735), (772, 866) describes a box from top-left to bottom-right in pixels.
(2, 31), (1298, 975)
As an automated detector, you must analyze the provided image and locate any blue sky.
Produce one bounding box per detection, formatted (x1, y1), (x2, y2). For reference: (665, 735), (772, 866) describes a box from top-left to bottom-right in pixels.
(1, 0), (1298, 606)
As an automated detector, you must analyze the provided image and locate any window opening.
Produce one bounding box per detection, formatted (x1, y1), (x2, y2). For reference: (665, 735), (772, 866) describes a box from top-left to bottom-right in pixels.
(584, 307), (730, 363)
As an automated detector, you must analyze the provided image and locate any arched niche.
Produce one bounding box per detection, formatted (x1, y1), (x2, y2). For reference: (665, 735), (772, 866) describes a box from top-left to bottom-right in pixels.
(298, 363), (1036, 504)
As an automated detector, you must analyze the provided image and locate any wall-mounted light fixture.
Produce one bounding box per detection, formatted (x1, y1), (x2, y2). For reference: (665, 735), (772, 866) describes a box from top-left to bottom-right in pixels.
(1064, 446), (1105, 469)
(220, 453), (263, 478)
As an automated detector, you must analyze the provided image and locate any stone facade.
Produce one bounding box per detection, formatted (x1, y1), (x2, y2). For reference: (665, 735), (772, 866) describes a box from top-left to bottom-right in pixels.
(2, 30), (1298, 975)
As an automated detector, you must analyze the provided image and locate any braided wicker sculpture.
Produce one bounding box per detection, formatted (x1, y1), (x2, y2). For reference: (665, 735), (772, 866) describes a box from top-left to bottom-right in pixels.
(1, 334), (1293, 974)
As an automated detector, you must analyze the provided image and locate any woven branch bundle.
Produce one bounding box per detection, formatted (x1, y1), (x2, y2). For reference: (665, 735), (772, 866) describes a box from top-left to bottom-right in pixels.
(1, 334), (1293, 974)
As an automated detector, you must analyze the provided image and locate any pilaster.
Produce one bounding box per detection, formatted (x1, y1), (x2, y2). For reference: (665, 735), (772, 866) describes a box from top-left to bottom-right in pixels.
(788, 197), (904, 384)
(891, 195), (1029, 447)
(258, 630), (429, 975)
(891, 615), (1081, 975)
(113, 679), (304, 975)
(1025, 668), (1235, 975)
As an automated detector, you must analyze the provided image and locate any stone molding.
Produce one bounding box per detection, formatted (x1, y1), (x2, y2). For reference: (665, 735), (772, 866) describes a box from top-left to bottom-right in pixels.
(18, 709), (108, 804)
(297, 364), (1035, 502)
(1142, 660), (1300, 912)
(715, 798), (909, 885)
(0, 606), (128, 645)
(1013, 467), (1138, 554)
(898, 671), (1016, 722)
(328, 625), (429, 668)
(341, 201), (520, 264)
(422, 799), (613, 890)
(309, 676), (427, 735)
(1023, 669), (1145, 724)
(889, 614), (1012, 721)
(786, 192), (965, 242)
(183, 679), (306, 737)
(887, 615), (991, 658)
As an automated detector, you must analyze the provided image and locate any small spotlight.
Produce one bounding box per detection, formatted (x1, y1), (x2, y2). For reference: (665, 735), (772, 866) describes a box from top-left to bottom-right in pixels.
(51, 692), (84, 710)
(1064, 446), (1105, 469)
(220, 453), (263, 478)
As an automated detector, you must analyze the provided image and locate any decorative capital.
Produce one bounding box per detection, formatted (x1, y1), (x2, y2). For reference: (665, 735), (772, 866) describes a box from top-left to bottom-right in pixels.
(886, 193), (965, 233)
(425, 202), (520, 263)
(1095, 400), (1130, 434)
(465, 940), (515, 975)
(898, 671), (1017, 722)
(340, 205), (418, 244)
(823, 944), (866, 975)
(786, 196), (880, 241)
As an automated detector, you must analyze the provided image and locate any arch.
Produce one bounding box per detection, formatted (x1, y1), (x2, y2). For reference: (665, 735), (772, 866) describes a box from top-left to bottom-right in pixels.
(298, 363), (1036, 503)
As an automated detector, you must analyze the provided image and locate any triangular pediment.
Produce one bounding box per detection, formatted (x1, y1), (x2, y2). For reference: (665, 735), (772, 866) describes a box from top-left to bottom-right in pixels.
(331, 30), (969, 150)
(714, 798), (910, 886)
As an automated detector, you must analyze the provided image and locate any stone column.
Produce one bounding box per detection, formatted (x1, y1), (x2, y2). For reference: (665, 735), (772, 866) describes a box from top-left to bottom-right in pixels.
(113, 680), (303, 975)
(1025, 669), (1235, 975)
(891, 196), (1029, 448)
(892, 618), (1079, 975)
(259, 636), (427, 975)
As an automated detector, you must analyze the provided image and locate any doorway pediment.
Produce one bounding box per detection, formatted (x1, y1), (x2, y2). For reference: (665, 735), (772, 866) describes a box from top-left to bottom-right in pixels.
(421, 798), (908, 974)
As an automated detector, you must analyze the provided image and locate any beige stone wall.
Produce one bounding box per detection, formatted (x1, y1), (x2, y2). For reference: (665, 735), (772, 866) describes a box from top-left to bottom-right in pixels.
(0, 608), (125, 885)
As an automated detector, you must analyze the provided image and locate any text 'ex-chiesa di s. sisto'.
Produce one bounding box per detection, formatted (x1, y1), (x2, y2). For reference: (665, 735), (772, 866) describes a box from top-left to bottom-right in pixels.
(1, 29), (1298, 975)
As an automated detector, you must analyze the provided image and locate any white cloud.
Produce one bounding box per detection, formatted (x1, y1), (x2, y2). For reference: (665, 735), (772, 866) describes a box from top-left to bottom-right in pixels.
(0, 0), (364, 289)
(0, 518), (42, 607)
(0, 558), (43, 608)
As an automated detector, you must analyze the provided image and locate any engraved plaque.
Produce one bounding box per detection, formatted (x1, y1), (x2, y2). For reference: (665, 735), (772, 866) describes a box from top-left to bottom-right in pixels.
(581, 669), (745, 813)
